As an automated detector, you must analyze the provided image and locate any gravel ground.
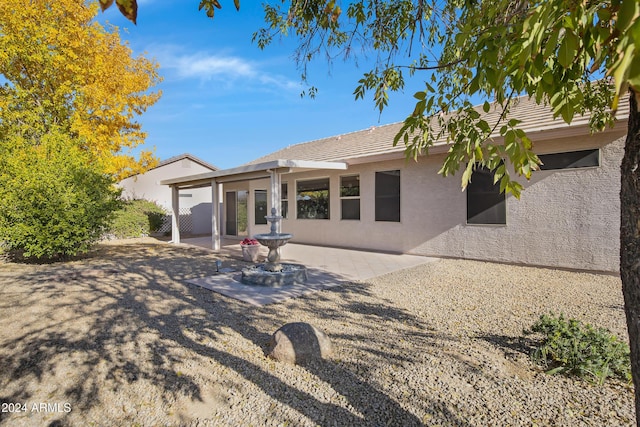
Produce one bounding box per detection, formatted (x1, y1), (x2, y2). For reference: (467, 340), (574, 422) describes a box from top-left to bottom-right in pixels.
(0, 239), (634, 426)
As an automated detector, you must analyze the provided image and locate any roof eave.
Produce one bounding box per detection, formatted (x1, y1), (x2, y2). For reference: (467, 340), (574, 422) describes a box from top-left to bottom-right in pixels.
(160, 159), (348, 187)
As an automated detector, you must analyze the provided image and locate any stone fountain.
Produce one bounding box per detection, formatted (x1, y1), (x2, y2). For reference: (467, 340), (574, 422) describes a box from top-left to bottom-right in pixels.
(241, 208), (308, 287)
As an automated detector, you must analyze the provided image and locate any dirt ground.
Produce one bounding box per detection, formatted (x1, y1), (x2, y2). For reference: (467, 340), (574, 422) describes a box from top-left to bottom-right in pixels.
(0, 238), (634, 426)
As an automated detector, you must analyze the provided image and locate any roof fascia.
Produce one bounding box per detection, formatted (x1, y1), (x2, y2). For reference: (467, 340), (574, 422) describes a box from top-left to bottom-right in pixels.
(160, 159), (348, 187)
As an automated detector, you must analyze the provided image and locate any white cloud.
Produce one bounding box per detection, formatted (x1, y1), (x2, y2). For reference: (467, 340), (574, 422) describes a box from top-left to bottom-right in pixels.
(173, 54), (254, 79)
(151, 45), (299, 92)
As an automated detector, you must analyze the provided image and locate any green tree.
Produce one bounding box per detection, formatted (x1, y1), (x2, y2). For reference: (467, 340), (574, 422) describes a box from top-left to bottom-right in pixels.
(0, 130), (121, 260)
(0, 0), (162, 259)
(109, 199), (168, 239)
(107, 0), (640, 419)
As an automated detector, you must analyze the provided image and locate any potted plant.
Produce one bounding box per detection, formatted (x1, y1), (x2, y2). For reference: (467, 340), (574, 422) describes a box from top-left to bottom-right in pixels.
(240, 238), (261, 262)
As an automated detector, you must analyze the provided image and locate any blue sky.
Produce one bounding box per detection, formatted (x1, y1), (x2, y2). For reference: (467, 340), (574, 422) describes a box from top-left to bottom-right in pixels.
(97, 1), (426, 169)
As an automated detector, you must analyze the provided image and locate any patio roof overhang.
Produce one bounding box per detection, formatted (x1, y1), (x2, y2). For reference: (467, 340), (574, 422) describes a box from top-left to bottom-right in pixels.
(160, 159), (348, 189)
(160, 159), (348, 250)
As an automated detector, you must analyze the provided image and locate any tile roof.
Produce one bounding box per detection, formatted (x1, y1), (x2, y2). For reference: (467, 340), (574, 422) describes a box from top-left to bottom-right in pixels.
(246, 95), (630, 165)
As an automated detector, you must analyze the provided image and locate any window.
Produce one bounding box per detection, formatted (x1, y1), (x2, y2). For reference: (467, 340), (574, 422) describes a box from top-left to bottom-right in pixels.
(254, 190), (267, 225)
(467, 166), (506, 225)
(375, 170), (400, 222)
(297, 178), (330, 219)
(538, 149), (599, 170)
(281, 183), (288, 219)
(340, 175), (360, 220)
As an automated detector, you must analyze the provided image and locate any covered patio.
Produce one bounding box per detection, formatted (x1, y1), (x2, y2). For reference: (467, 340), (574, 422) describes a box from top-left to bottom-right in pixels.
(160, 159), (349, 251)
(160, 159), (437, 305)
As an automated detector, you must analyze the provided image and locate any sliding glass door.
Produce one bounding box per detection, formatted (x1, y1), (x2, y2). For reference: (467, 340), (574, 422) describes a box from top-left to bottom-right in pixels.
(225, 191), (248, 236)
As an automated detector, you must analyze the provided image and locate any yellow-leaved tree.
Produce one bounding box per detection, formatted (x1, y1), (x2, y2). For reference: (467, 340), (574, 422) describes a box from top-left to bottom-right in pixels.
(0, 0), (161, 179)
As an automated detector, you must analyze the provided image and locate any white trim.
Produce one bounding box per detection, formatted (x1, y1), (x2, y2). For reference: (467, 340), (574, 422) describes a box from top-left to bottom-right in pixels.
(160, 159), (348, 188)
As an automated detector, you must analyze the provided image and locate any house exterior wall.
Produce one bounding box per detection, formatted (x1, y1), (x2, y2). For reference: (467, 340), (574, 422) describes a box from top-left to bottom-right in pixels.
(119, 158), (215, 234)
(412, 132), (624, 272)
(248, 131), (624, 273)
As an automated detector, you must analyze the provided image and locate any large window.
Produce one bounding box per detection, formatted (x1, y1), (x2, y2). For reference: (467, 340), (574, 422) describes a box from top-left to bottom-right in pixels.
(538, 149), (599, 170)
(467, 166), (506, 225)
(254, 189), (267, 225)
(375, 170), (400, 222)
(281, 183), (288, 219)
(297, 178), (330, 219)
(340, 175), (360, 220)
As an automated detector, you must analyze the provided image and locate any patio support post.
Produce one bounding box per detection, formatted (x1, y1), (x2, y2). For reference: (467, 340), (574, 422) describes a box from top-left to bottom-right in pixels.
(171, 185), (181, 244)
(211, 179), (220, 250)
(270, 170), (281, 233)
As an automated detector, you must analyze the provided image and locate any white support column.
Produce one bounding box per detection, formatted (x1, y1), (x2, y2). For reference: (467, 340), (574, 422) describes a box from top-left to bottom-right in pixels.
(211, 179), (220, 251)
(217, 182), (224, 239)
(171, 185), (181, 244)
(270, 170), (282, 233)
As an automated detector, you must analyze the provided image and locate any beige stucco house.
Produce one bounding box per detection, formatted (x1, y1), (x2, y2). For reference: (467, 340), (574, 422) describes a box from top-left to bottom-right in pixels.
(119, 154), (218, 235)
(162, 97), (629, 273)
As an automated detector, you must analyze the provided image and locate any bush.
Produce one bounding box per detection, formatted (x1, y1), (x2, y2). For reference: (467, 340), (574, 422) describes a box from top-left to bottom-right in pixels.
(108, 199), (167, 239)
(0, 132), (121, 260)
(525, 313), (631, 384)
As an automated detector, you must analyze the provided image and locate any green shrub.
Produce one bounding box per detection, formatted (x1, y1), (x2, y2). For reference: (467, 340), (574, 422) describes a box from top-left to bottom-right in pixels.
(525, 313), (631, 384)
(108, 199), (167, 239)
(0, 132), (121, 260)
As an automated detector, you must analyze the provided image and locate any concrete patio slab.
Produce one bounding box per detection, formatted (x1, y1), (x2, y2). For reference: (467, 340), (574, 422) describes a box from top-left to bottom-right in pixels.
(180, 236), (438, 306)
(186, 267), (350, 306)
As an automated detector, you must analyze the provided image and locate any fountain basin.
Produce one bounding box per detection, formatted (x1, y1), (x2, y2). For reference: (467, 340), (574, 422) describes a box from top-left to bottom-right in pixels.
(241, 263), (308, 287)
(253, 232), (293, 264)
(253, 233), (293, 247)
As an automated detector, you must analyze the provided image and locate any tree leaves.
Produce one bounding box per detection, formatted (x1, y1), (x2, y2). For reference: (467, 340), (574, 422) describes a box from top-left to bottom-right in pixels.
(0, 130), (121, 260)
(608, 0), (640, 110)
(98, 0), (114, 12)
(99, 0), (137, 24)
(558, 30), (579, 69)
(0, 0), (161, 178)
(116, 0), (138, 24)
(102, 0), (242, 23)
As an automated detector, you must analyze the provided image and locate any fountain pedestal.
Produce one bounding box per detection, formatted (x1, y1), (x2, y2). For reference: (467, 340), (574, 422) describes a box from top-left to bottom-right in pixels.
(241, 208), (307, 287)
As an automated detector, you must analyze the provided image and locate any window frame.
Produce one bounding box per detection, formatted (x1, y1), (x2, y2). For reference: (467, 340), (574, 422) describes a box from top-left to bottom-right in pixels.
(466, 165), (506, 226)
(296, 177), (331, 220)
(375, 170), (401, 222)
(538, 149), (600, 171)
(254, 189), (268, 225)
(280, 182), (288, 219)
(340, 174), (360, 220)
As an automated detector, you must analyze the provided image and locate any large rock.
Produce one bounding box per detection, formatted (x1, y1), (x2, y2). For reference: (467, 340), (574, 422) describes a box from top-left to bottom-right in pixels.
(267, 322), (333, 365)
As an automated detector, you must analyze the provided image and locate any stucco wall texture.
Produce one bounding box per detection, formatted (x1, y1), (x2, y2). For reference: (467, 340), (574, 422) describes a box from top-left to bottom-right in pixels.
(119, 158), (214, 234)
(234, 131), (625, 273)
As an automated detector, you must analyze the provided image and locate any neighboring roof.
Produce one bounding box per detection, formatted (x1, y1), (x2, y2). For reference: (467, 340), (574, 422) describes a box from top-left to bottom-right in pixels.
(155, 153), (218, 172)
(247, 95), (630, 165)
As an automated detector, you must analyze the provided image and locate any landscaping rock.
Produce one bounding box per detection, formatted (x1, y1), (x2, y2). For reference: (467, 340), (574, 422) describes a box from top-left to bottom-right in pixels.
(267, 322), (333, 365)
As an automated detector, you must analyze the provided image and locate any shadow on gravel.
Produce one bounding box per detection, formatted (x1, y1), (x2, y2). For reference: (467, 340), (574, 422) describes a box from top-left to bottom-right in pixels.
(476, 334), (538, 360)
(0, 241), (470, 426)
